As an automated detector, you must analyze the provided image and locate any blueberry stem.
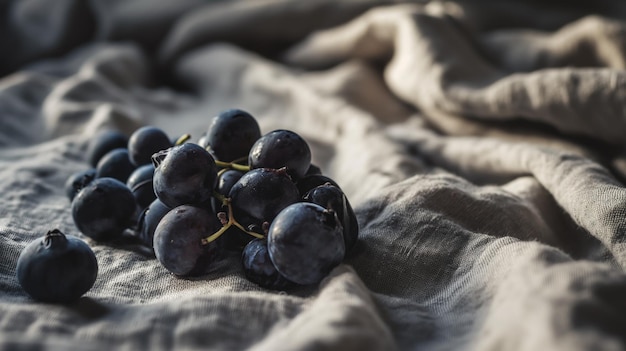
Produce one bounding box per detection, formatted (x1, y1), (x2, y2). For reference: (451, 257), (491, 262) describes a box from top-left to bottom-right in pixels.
(213, 191), (228, 207)
(201, 199), (264, 245)
(214, 160), (250, 172)
(202, 222), (230, 244)
(174, 134), (191, 146)
(44, 229), (68, 248)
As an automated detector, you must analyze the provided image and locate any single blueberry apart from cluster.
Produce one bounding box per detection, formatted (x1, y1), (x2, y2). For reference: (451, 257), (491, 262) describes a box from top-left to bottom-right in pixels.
(16, 229), (98, 303)
(268, 202), (345, 285)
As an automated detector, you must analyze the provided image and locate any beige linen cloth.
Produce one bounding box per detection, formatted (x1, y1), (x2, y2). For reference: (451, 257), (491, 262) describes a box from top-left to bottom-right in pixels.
(1, 0), (626, 350)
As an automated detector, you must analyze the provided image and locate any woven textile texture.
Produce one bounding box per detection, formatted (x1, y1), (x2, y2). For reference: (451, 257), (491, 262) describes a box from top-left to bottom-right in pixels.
(1, 0), (626, 350)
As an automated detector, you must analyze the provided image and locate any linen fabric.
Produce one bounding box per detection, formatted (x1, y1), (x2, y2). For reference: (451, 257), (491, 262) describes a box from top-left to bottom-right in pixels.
(1, 1), (626, 350)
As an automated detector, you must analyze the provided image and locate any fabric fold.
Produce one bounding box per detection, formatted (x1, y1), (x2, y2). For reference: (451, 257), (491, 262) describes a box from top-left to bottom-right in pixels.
(1, 1), (626, 350)
(285, 4), (626, 146)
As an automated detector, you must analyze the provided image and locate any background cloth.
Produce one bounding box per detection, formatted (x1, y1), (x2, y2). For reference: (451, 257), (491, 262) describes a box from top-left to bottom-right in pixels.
(2, 0), (626, 350)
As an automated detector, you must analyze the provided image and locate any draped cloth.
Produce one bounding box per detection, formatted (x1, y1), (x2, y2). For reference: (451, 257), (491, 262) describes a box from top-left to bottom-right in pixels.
(1, 0), (626, 350)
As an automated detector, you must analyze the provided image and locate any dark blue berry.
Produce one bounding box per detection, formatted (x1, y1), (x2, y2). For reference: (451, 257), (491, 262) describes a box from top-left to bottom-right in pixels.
(304, 184), (359, 253)
(136, 199), (171, 248)
(249, 129), (311, 179)
(128, 126), (172, 166)
(95, 148), (136, 183)
(152, 143), (218, 208)
(242, 238), (294, 290)
(296, 174), (339, 197)
(65, 169), (96, 202)
(267, 202), (345, 285)
(71, 177), (136, 241)
(229, 168), (299, 225)
(86, 130), (128, 167)
(16, 229), (98, 303)
(205, 109), (261, 162)
(126, 164), (156, 211)
(153, 205), (224, 276)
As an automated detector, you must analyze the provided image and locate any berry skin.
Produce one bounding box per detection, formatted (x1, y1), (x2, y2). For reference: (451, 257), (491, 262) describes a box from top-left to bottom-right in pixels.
(205, 109), (261, 162)
(16, 229), (98, 303)
(153, 205), (224, 276)
(267, 202), (345, 285)
(229, 168), (300, 225)
(305, 164), (322, 176)
(95, 148), (136, 183)
(212, 169), (244, 213)
(248, 130), (311, 179)
(303, 183), (359, 253)
(242, 238), (294, 290)
(152, 143), (218, 208)
(71, 177), (137, 241)
(126, 164), (156, 211)
(65, 169), (96, 202)
(128, 126), (172, 167)
(86, 130), (128, 167)
(296, 174), (340, 197)
(136, 199), (171, 248)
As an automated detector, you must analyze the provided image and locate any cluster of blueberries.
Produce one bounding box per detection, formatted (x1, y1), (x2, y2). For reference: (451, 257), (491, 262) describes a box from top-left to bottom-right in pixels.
(16, 109), (359, 303)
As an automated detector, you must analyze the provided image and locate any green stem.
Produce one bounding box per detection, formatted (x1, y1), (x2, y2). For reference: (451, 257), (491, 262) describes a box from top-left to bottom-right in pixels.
(232, 221), (264, 239)
(175, 134), (191, 146)
(212, 191), (228, 207)
(214, 160), (251, 172)
(201, 197), (264, 244)
(201, 225), (230, 245)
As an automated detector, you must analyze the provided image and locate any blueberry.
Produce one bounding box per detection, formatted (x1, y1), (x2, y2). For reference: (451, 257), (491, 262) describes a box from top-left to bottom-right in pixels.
(305, 164), (322, 176)
(136, 199), (171, 248)
(212, 169), (244, 213)
(296, 174), (340, 197)
(229, 168), (300, 226)
(71, 177), (137, 241)
(153, 205), (224, 276)
(16, 229), (98, 303)
(95, 148), (136, 183)
(303, 183), (359, 253)
(242, 238), (294, 290)
(267, 202), (345, 285)
(249, 129), (311, 179)
(152, 143), (218, 208)
(126, 164), (156, 211)
(128, 126), (172, 167)
(86, 130), (128, 167)
(205, 109), (261, 162)
(65, 169), (96, 202)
